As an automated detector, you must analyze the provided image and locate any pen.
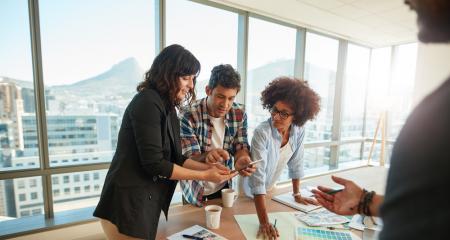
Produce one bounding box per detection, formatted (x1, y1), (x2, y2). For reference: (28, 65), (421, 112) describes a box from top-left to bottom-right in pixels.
(273, 219), (277, 230)
(327, 226), (349, 230)
(182, 234), (203, 240)
(326, 189), (343, 195)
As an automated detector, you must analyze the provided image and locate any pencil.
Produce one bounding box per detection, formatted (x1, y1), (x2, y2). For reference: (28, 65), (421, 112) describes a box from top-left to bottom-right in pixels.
(326, 189), (343, 195)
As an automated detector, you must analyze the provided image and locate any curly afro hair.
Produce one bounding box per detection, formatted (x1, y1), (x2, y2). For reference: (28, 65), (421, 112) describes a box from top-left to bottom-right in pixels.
(261, 77), (320, 127)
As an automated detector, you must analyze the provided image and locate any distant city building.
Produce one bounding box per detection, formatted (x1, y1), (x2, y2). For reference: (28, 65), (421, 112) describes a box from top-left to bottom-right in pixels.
(1, 113), (118, 218)
(0, 75), (123, 220)
(0, 79), (24, 150)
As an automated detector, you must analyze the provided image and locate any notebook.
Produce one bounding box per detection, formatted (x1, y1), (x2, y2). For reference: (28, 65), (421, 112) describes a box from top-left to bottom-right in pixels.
(272, 192), (322, 213)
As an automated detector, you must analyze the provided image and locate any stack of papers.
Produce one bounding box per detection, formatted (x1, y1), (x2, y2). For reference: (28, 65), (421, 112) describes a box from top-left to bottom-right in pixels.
(348, 214), (382, 231)
(272, 192), (322, 213)
(294, 209), (350, 227)
(167, 225), (227, 240)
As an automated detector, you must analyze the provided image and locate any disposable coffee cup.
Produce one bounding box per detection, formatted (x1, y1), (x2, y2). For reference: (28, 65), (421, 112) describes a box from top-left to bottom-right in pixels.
(221, 188), (237, 208)
(204, 205), (222, 229)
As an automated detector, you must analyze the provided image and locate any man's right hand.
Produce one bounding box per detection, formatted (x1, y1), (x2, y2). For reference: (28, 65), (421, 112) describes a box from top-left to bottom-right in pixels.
(205, 149), (230, 164)
(312, 175), (363, 215)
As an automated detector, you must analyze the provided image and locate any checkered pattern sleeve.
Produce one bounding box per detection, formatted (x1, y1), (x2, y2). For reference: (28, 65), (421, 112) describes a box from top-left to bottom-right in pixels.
(231, 110), (250, 155)
(180, 111), (201, 157)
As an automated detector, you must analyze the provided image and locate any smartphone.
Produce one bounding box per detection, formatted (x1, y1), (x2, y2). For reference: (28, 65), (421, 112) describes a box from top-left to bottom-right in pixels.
(231, 159), (263, 173)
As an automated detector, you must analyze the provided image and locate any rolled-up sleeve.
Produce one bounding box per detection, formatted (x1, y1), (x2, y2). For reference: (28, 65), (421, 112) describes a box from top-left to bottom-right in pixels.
(129, 94), (173, 178)
(287, 128), (305, 179)
(249, 128), (268, 195)
(179, 112), (201, 157)
(232, 111), (250, 155)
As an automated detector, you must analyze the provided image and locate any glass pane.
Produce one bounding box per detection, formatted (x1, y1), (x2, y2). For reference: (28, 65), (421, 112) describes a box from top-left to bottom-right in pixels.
(389, 43), (418, 140)
(304, 32), (339, 142)
(0, 177), (44, 221)
(0, 0), (40, 171)
(38, 0), (155, 167)
(339, 143), (365, 168)
(366, 47), (392, 139)
(341, 44), (370, 139)
(166, 0), (238, 99)
(246, 17), (296, 137)
(52, 169), (106, 213)
(303, 146), (331, 175)
(362, 141), (394, 166)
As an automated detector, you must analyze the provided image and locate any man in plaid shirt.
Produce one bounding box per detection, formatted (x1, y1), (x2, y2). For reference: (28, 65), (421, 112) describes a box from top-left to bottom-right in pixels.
(180, 64), (255, 207)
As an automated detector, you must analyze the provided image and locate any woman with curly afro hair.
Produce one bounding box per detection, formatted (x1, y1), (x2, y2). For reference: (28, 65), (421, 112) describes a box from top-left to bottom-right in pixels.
(243, 76), (320, 240)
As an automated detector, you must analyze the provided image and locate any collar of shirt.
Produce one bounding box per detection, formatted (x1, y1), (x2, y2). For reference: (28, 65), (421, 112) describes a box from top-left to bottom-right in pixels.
(201, 97), (230, 128)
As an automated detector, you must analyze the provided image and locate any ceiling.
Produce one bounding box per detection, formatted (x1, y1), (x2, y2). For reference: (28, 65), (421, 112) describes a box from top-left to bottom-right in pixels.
(208, 0), (418, 47)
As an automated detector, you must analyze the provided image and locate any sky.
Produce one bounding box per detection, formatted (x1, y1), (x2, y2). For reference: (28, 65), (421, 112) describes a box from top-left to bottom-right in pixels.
(1, 0), (155, 85)
(0, 0), (301, 86)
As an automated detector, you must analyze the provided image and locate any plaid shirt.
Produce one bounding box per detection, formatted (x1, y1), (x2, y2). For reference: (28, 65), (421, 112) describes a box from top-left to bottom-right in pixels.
(179, 98), (249, 207)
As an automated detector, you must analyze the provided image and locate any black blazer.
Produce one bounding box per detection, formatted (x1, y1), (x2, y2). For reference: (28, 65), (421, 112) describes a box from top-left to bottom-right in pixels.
(93, 88), (186, 240)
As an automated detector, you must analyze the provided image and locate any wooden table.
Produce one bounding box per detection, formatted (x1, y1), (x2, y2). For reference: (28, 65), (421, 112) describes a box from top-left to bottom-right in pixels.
(156, 166), (387, 239)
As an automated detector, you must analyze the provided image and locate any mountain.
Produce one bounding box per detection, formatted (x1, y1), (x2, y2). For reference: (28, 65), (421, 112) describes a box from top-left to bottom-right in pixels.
(51, 57), (145, 96)
(0, 77), (34, 89)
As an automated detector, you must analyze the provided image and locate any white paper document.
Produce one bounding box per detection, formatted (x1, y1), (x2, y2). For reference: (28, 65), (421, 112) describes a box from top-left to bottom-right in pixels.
(272, 192), (322, 212)
(348, 214), (383, 231)
(294, 208), (350, 226)
(167, 225), (227, 240)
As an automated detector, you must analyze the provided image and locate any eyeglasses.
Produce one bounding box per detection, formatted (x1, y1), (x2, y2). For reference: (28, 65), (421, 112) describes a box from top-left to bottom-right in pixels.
(269, 107), (294, 120)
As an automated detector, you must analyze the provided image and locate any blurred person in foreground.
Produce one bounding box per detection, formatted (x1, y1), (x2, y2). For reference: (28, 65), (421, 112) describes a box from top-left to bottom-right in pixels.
(313, 1), (450, 239)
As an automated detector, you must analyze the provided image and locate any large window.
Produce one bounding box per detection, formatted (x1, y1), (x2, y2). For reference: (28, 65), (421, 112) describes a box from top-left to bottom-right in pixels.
(302, 33), (339, 172)
(246, 17), (296, 136)
(338, 44), (370, 165)
(303, 32), (339, 142)
(341, 44), (370, 139)
(0, 0), (38, 172)
(52, 170), (106, 213)
(388, 43), (418, 140)
(1, 0), (156, 235)
(366, 47), (392, 139)
(39, 0), (155, 169)
(166, 0), (238, 99)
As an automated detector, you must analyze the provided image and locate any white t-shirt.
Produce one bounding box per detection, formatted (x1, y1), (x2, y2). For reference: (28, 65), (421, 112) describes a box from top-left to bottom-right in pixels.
(203, 116), (227, 196)
(266, 141), (294, 191)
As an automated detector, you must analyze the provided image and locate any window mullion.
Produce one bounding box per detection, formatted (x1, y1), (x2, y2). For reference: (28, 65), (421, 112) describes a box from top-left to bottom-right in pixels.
(28, 0), (53, 218)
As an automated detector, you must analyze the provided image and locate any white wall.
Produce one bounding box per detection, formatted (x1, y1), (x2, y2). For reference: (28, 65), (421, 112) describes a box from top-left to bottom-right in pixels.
(413, 43), (450, 106)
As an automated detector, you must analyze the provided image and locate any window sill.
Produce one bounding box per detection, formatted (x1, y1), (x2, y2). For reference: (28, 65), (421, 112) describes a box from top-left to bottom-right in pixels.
(0, 207), (97, 239)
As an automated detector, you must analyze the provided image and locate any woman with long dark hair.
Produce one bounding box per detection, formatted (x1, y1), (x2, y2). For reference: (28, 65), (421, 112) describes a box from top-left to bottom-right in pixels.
(94, 44), (235, 240)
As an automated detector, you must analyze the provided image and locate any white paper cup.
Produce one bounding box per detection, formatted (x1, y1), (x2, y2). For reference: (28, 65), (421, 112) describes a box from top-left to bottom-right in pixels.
(204, 205), (222, 229)
(221, 188), (237, 208)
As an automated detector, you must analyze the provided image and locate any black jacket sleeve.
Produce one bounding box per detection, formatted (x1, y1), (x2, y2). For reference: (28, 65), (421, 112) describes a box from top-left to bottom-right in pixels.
(129, 92), (174, 178)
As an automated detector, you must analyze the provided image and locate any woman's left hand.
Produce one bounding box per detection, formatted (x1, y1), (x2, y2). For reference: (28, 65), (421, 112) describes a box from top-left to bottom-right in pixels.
(294, 195), (319, 205)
